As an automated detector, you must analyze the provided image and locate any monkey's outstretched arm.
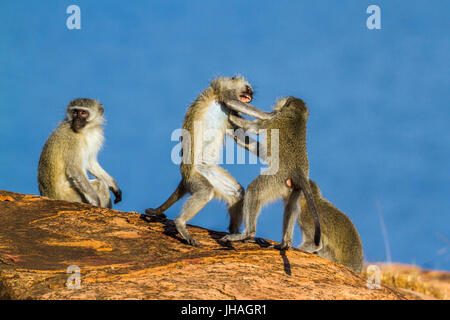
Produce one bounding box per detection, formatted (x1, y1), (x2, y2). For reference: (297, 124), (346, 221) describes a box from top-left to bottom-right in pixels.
(228, 114), (269, 161)
(229, 132), (269, 162)
(65, 167), (101, 206)
(234, 134), (260, 156)
(225, 99), (275, 120)
(88, 161), (122, 204)
(229, 114), (261, 134)
(226, 128), (259, 154)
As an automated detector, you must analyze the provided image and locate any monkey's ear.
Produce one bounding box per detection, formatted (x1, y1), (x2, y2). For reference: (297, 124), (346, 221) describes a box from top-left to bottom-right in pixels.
(286, 179), (293, 188)
(210, 79), (219, 91)
(99, 104), (104, 115)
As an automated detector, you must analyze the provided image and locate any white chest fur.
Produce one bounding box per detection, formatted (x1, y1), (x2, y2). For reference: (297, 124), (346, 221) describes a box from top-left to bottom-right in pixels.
(203, 100), (228, 131)
(82, 127), (104, 168)
(194, 101), (241, 197)
(197, 101), (228, 164)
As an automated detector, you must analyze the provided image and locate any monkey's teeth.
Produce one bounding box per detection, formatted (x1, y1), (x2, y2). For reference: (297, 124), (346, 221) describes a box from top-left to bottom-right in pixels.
(239, 95), (252, 103)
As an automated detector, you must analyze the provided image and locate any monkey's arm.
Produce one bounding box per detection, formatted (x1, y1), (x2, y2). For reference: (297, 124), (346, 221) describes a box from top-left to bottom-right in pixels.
(65, 167), (101, 207)
(225, 99), (275, 120)
(88, 161), (122, 204)
(226, 130), (268, 162)
(227, 131), (258, 154)
(229, 114), (262, 134)
(234, 134), (259, 155)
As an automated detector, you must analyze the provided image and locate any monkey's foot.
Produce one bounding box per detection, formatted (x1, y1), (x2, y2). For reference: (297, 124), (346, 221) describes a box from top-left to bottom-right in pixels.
(144, 208), (167, 219)
(183, 236), (199, 247)
(174, 219), (199, 246)
(220, 233), (251, 243)
(274, 242), (292, 251)
(244, 238), (271, 247)
(298, 241), (321, 253)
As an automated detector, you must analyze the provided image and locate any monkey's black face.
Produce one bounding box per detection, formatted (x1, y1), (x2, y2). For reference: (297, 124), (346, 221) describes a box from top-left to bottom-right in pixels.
(70, 109), (90, 132)
(239, 85), (253, 103)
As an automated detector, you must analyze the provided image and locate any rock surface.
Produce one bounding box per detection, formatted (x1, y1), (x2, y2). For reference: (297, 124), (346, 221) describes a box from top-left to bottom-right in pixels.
(0, 190), (407, 300)
(373, 263), (450, 300)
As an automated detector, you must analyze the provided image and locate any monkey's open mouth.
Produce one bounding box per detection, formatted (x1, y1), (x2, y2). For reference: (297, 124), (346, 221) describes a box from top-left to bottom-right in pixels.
(239, 94), (252, 103)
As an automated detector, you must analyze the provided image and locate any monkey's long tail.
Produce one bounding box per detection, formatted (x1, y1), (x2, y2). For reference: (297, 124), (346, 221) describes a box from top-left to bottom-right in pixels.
(297, 172), (321, 246)
(145, 182), (187, 216)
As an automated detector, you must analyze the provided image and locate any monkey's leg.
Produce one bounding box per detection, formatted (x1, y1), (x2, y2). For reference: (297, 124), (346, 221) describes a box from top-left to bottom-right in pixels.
(88, 161), (122, 204)
(220, 187), (261, 242)
(274, 190), (302, 250)
(66, 167), (101, 206)
(210, 166), (245, 234)
(90, 179), (112, 209)
(227, 198), (244, 234)
(221, 175), (283, 242)
(297, 212), (323, 253)
(175, 181), (214, 246)
(298, 240), (323, 254)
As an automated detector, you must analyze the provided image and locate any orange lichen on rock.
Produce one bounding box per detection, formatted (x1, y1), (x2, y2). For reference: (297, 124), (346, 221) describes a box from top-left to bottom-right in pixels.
(0, 195), (14, 202)
(0, 189), (445, 300)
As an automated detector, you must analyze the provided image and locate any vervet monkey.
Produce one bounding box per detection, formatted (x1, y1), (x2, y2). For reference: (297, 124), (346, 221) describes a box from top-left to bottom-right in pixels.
(38, 98), (122, 208)
(221, 97), (321, 250)
(295, 179), (364, 273)
(145, 76), (273, 246)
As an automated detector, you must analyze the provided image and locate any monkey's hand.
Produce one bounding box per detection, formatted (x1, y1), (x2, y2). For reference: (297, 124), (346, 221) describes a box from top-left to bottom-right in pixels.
(110, 187), (122, 204)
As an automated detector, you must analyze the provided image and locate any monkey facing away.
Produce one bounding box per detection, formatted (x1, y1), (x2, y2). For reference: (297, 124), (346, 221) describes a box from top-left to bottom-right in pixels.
(38, 98), (122, 208)
(295, 179), (364, 273)
(145, 76), (273, 246)
(221, 97), (321, 250)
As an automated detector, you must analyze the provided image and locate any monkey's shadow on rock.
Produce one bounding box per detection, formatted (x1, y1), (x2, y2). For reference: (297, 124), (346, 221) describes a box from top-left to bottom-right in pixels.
(140, 214), (236, 248)
(139, 214), (291, 275)
(280, 250), (292, 276)
(140, 214), (189, 245)
(139, 214), (274, 252)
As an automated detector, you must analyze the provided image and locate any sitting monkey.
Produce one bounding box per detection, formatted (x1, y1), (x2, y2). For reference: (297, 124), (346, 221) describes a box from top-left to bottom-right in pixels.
(290, 179), (364, 273)
(286, 179), (364, 273)
(38, 98), (122, 208)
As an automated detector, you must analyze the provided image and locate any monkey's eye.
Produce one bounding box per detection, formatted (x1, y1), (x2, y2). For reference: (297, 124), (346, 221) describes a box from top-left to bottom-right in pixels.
(80, 111), (89, 118)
